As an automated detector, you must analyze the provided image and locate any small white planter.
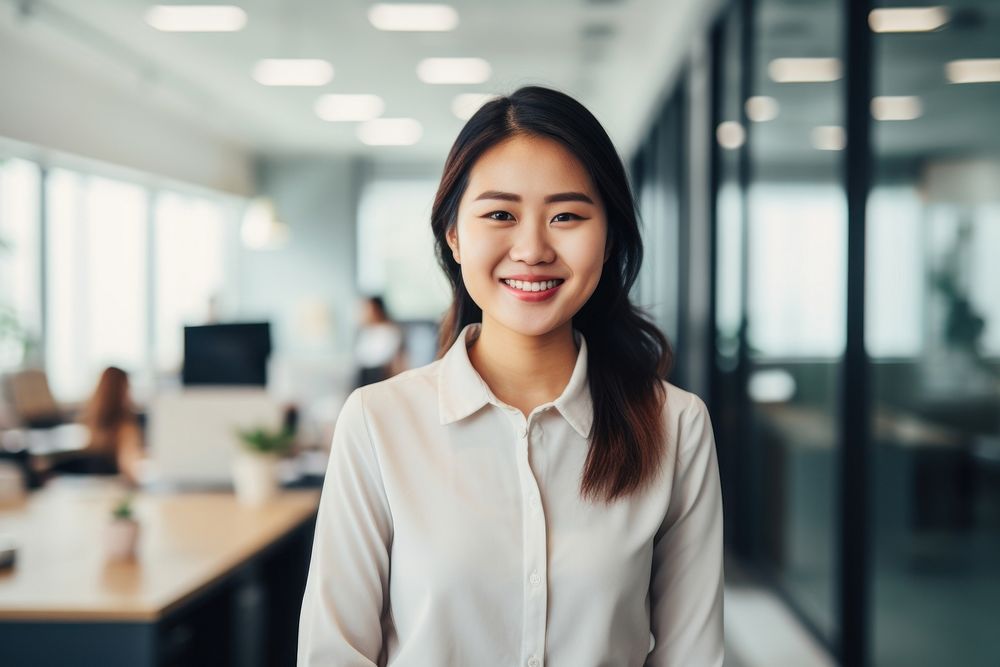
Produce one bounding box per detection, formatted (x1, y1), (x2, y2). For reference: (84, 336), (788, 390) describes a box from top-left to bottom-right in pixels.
(105, 518), (140, 561)
(232, 451), (280, 507)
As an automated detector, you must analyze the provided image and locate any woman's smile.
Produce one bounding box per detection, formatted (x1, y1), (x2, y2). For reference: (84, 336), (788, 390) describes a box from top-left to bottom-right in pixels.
(499, 277), (565, 301)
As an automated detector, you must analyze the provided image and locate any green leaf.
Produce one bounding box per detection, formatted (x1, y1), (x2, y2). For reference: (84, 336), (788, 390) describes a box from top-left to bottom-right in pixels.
(112, 493), (134, 520)
(235, 423), (294, 455)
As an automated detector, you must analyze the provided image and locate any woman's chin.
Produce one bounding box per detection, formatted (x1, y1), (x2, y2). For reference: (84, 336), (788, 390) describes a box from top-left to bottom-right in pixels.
(488, 310), (571, 340)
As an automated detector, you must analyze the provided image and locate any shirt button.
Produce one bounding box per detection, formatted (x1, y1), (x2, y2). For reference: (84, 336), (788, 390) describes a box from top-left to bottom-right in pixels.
(528, 657), (541, 667)
(529, 572), (541, 585)
(518, 427), (527, 438)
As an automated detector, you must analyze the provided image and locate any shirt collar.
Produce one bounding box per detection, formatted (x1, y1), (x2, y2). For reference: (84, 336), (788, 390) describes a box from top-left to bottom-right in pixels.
(437, 322), (594, 439)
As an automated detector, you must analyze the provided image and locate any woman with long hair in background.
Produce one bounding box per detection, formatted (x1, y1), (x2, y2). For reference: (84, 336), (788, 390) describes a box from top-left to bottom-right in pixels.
(37, 366), (145, 487)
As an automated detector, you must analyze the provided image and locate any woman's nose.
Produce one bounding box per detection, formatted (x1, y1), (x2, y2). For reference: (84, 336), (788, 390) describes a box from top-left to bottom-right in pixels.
(508, 220), (555, 264)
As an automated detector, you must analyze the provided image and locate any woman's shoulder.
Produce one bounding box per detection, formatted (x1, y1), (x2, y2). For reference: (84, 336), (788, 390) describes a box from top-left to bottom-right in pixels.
(332, 361), (445, 449)
(346, 359), (444, 416)
(658, 380), (711, 435)
(359, 358), (441, 395)
(659, 380), (706, 412)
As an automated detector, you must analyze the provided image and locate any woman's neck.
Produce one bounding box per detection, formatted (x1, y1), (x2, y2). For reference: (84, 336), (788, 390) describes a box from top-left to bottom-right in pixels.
(467, 316), (579, 417)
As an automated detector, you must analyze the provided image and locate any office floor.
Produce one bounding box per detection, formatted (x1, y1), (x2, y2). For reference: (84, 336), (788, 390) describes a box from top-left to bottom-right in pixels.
(869, 532), (1000, 666)
(723, 555), (836, 667)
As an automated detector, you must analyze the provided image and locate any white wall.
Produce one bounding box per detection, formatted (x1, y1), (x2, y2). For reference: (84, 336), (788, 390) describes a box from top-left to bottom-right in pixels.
(238, 156), (362, 362)
(232, 155), (363, 403)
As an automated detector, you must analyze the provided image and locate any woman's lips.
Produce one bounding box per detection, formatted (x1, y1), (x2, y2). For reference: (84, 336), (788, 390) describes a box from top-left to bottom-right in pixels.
(499, 279), (563, 302)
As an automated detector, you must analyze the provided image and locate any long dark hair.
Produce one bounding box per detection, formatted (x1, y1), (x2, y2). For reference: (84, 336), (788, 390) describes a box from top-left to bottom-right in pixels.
(80, 366), (136, 454)
(431, 85), (673, 504)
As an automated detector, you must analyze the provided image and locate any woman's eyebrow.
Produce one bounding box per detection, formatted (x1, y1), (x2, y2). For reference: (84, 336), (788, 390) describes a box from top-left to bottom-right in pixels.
(473, 190), (596, 205)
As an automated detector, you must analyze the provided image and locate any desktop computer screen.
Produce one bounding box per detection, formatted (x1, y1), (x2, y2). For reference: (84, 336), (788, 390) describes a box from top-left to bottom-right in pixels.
(182, 322), (272, 386)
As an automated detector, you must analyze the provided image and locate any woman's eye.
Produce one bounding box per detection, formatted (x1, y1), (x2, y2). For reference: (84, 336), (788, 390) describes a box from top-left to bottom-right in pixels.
(552, 212), (582, 222)
(486, 211), (514, 221)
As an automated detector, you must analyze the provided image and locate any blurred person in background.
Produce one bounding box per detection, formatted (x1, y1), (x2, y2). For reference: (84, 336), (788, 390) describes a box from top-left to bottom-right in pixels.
(353, 295), (407, 387)
(34, 366), (145, 487)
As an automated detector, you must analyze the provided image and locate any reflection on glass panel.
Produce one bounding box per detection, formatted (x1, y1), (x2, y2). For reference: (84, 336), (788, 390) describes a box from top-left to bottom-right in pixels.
(866, 186), (924, 357)
(0, 158), (41, 369)
(870, 2), (1000, 663)
(154, 192), (231, 373)
(713, 12), (744, 339)
(746, 0), (844, 642)
(634, 95), (684, 358)
(45, 170), (148, 401)
(748, 183), (846, 357)
(715, 181), (743, 361)
(711, 0), (750, 553)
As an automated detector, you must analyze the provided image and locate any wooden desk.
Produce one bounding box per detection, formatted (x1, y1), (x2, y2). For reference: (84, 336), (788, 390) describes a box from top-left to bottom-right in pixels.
(0, 479), (320, 666)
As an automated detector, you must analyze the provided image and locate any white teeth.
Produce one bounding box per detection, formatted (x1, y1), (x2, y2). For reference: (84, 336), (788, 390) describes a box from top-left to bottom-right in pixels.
(502, 279), (563, 292)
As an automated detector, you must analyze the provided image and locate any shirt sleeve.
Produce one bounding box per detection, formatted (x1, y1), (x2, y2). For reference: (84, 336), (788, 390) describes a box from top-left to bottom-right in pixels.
(298, 387), (394, 666)
(645, 393), (725, 667)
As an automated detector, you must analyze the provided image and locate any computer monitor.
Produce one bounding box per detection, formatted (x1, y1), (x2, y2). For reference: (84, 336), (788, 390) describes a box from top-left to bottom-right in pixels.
(182, 322), (272, 387)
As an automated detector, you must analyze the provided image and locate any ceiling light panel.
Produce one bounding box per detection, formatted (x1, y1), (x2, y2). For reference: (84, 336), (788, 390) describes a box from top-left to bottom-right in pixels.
(368, 3), (459, 31)
(417, 58), (492, 84)
(812, 126), (846, 151)
(716, 121), (746, 150)
(768, 58), (842, 83)
(871, 96), (922, 121)
(868, 6), (949, 33)
(745, 96), (780, 122)
(946, 59), (1000, 84)
(145, 5), (247, 32)
(315, 95), (385, 121)
(253, 59), (334, 86)
(358, 118), (423, 145)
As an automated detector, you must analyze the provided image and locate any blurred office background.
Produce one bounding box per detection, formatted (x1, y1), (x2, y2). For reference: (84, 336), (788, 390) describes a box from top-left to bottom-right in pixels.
(0, 0), (998, 665)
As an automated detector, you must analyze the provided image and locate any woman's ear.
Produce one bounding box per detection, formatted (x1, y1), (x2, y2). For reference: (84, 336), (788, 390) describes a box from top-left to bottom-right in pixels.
(447, 225), (460, 263)
(603, 235), (613, 264)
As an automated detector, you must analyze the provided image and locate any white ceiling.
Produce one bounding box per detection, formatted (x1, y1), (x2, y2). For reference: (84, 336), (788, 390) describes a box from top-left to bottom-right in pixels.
(2, 0), (715, 163)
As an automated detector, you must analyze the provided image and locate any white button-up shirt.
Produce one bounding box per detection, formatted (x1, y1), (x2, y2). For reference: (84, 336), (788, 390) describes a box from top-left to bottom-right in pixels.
(298, 322), (724, 666)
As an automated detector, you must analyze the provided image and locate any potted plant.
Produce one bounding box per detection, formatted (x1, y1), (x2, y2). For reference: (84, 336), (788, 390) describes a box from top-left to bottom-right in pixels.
(232, 424), (294, 506)
(105, 493), (139, 561)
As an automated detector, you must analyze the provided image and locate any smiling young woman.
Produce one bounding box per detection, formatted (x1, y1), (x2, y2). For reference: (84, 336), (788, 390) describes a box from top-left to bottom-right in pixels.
(299, 86), (724, 667)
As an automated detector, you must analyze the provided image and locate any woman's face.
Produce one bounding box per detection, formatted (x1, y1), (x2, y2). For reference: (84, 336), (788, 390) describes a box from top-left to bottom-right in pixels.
(447, 134), (609, 339)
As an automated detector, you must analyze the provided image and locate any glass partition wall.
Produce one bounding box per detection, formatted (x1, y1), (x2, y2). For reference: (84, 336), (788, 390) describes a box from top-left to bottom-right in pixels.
(868, 1), (1000, 665)
(638, 0), (1000, 664)
(745, 0), (847, 644)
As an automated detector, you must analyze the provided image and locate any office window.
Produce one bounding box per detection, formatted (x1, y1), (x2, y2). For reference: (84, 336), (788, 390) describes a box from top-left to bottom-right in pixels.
(356, 179), (450, 320)
(154, 192), (234, 373)
(866, 185), (924, 358)
(0, 158), (41, 370)
(45, 169), (148, 401)
(747, 182), (847, 358)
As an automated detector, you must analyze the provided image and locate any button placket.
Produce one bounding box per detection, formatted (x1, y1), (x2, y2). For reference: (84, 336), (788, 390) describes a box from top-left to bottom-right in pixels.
(514, 413), (547, 666)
